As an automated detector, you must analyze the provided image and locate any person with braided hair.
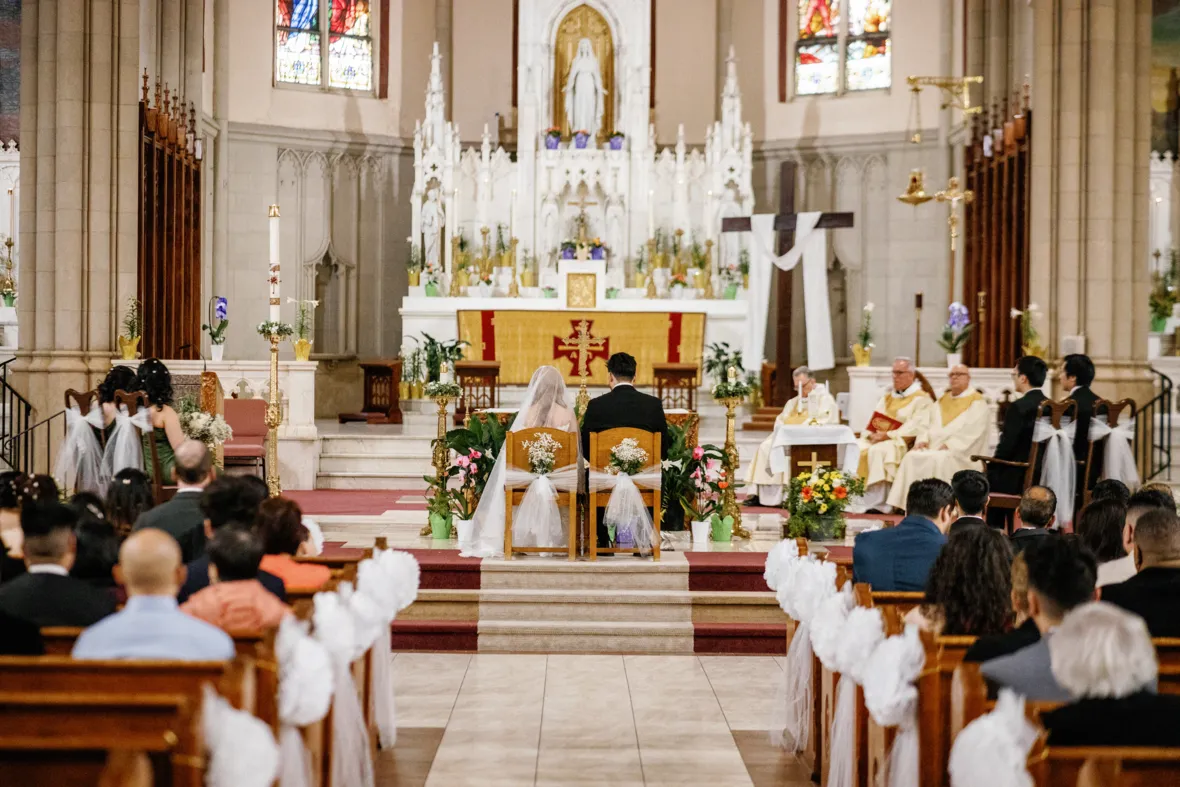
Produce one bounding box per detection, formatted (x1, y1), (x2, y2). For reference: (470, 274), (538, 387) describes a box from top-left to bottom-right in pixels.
(136, 359), (185, 483)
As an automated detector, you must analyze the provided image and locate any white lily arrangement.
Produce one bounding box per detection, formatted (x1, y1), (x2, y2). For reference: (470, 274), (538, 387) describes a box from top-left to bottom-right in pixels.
(609, 438), (649, 476)
(522, 433), (561, 475)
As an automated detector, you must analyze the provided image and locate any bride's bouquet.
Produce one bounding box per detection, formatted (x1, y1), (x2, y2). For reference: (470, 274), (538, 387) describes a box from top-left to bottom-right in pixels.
(609, 438), (648, 476)
(522, 433), (561, 475)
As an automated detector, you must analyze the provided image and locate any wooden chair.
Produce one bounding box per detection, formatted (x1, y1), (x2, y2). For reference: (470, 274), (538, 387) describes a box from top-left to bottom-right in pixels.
(916, 630), (977, 787)
(973, 398), (1076, 531)
(222, 397), (266, 476)
(1081, 398), (1136, 506)
(503, 427), (577, 560)
(588, 428), (662, 561)
(114, 388), (177, 504)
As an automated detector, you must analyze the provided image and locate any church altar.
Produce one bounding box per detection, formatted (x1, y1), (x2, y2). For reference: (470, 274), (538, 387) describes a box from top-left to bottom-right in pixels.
(768, 425), (860, 477)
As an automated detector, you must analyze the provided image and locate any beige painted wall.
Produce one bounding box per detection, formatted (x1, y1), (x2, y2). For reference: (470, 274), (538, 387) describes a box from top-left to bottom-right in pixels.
(451, 0), (514, 143)
(225, 0), (407, 135)
(654, 0), (718, 145)
(399, 0), (437, 136)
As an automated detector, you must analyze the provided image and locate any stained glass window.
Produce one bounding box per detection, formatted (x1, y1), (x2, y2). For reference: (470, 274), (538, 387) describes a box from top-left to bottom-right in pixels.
(796, 0), (840, 96)
(846, 0), (891, 92)
(276, 0), (375, 93)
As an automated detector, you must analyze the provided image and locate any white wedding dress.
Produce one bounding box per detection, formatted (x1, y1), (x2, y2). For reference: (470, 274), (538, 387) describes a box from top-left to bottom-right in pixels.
(462, 366), (581, 559)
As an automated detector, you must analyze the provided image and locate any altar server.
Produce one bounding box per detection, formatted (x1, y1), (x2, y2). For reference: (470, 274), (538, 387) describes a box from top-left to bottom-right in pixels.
(885, 365), (990, 510)
(742, 367), (839, 506)
(857, 357), (936, 512)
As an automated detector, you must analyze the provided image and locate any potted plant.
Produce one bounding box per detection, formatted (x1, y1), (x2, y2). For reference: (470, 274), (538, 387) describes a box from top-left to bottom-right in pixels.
(470, 269), (494, 298)
(424, 264), (442, 297)
(560, 240), (577, 260)
(1011, 303), (1046, 358)
(574, 129), (590, 149)
(0, 281), (14, 308)
(937, 302), (973, 367)
(786, 468), (865, 542)
(496, 224), (511, 267)
(721, 265), (740, 299)
(588, 238), (606, 261)
(704, 342), (744, 387)
(407, 346), (425, 399)
(1151, 264), (1176, 333)
(632, 247), (648, 288)
(544, 127), (562, 150)
(520, 252), (537, 288)
(407, 237), (423, 287)
(424, 470), (453, 540)
(176, 395), (234, 456)
(288, 298), (318, 361)
(852, 302), (874, 366)
(419, 332), (468, 382)
(738, 248), (750, 288)
(608, 131), (625, 151)
(118, 297), (142, 360)
(542, 286), (558, 299)
(680, 444), (727, 545)
(201, 296), (229, 362)
(669, 273), (690, 298)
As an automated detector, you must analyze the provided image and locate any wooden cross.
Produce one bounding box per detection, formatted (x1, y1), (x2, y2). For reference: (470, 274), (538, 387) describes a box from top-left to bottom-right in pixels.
(720, 162), (855, 408)
(797, 452), (831, 473)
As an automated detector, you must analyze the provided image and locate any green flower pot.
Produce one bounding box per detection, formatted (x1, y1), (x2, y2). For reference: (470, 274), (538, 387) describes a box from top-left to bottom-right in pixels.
(1152, 314), (1168, 333)
(710, 515), (732, 542)
(1, 293), (14, 307)
(429, 512), (452, 540)
(425, 282), (440, 297)
(723, 283), (738, 300)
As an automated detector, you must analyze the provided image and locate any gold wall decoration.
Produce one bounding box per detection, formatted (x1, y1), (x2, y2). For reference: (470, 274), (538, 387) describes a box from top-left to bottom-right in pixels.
(553, 5), (615, 140)
(567, 272), (598, 308)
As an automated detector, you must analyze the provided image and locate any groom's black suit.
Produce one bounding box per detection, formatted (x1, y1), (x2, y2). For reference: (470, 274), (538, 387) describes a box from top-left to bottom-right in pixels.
(581, 383), (671, 547)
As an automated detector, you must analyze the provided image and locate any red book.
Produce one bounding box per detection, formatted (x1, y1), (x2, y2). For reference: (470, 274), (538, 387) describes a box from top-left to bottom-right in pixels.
(866, 411), (903, 434)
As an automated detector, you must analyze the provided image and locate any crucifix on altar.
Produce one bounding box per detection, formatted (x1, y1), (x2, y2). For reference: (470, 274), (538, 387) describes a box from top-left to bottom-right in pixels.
(568, 187), (599, 261)
(558, 185), (608, 308)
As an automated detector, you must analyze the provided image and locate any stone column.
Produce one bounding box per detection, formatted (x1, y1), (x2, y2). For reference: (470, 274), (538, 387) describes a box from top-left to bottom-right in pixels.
(15, 0), (141, 421)
(436, 0), (453, 117)
(986, 0), (1010, 107)
(1030, 0), (1153, 401)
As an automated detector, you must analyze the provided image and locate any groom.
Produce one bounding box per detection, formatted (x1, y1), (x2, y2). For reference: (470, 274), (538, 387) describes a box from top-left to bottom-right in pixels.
(581, 353), (671, 548)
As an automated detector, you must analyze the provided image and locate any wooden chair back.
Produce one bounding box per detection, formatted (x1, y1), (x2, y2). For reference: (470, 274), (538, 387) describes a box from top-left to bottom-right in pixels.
(1027, 741), (1180, 787)
(114, 388), (174, 503)
(917, 630), (977, 787)
(1081, 398), (1137, 505)
(503, 427), (578, 559)
(588, 428), (662, 561)
(65, 388), (99, 414)
(915, 370), (937, 402)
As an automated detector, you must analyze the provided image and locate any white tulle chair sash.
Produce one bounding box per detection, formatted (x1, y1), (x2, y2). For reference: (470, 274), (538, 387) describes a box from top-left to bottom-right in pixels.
(54, 405), (108, 494)
(101, 405), (152, 478)
(313, 590), (376, 787)
(276, 617), (333, 787)
(202, 684), (280, 787)
(763, 537), (800, 592)
(1033, 418), (1078, 526)
(948, 689), (1037, 787)
(503, 464), (580, 548)
(587, 467), (663, 553)
(1088, 418), (1141, 488)
(862, 625), (926, 787)
(827, 606), (886, 787)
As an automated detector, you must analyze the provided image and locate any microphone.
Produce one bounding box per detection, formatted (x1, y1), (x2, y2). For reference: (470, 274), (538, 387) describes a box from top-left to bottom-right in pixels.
(178, 343), (206, 373)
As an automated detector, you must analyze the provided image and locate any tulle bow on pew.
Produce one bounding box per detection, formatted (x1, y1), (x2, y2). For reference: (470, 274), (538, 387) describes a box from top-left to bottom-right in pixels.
(102, 405), (152, 478)
(1033, 417), (1078, 527)
(314, 589), (376, 787)
(202, 684), (280, 787)
(54, 405), (107, 494)
(1088, 418), (1140, 488)
(948, 689), (1037, 787)
(503, 465), (582, 548)
(276, 616), (333, 787)
(862, 624), (926, 787)
(587, 467), (664, 553)
(827, 606), (886, 787)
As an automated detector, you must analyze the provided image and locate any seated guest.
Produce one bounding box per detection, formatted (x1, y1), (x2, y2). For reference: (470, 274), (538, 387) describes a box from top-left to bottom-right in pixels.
(1010, 486), (1056, 555)
(964, 553), (1041, 662)
(96, 364), (140, 441)
(949, 469), (989, 534)
(177, 477), (284, 603)
(256, 498), (332, 592)
(181, 524), (291, 631)
(133, 439), (215, 562)
(0, 609), (43, 654)
(1043, 602), (1180, 746)
(105, 468), (154, 539)
(73, 529), (234, 660)
(886, 366), (990, 511)
(1075, 499), (1132, 588)
(1059, 354), (1099, 488)
(856, 357), (936, 512)
(136, 358), (187, 483)
(1101, 507), (1180, 637)
(69, 492), (120, 589)
(0, 500), (116, 627)
(742, 366), (839, 507)
(986, 356), (1049, 495)
(905, 524), (1013, 635)
(981, 535), (1098, 701)
(1090, 478), (1130, 507)
(0, 471), (25, 582)
(1140, 482), (1177, 507)
(853, 478), (954, 592)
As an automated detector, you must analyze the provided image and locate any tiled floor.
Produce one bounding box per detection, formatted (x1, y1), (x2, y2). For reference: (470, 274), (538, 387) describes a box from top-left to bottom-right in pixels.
(384, 652), (811, 787)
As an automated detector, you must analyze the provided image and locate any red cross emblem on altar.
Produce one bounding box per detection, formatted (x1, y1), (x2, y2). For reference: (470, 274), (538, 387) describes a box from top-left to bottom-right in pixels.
(552, 319), (610, 378)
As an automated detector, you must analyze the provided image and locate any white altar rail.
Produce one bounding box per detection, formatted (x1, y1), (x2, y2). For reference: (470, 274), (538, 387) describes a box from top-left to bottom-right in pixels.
(113, 359), (319, 489)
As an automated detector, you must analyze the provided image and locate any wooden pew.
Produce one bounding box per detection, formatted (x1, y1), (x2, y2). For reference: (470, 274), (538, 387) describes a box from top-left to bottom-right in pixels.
(1027, 741), (1180, 787)
(916, 630), (976, 787)
(816, 563), (854, 786)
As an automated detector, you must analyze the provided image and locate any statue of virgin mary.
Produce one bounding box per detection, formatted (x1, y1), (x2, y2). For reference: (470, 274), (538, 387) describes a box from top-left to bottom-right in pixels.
(563, 38), (607, 141)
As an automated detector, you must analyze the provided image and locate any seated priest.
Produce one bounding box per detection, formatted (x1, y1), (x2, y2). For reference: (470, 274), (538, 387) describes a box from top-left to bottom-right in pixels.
(884, 365), (990, 511)
(742, 366), (839, 507)
(857, 357), (936, 512)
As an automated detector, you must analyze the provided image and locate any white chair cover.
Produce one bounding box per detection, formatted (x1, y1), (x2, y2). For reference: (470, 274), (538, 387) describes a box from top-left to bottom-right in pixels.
(862, 625), (926, 787)
(810, 585), (853, 671)
(771, 557), (837, 751)
(276, 617), (333, 787)
(827, 606), (886, 787)
(763, 537), (800, 592)
(313, 590), (375, 787)
(101, 405), (152, 478)
(503, 465), (580, 549)
(301, 516), (325, 556)
(948, 689), (1037, 787)
(54, 405), (108, 495)
(202, 684), (280, 787)
(588, 467), (664, 554)
(1088, 418), (1141, 488)
(1033, 417), (1078, 527)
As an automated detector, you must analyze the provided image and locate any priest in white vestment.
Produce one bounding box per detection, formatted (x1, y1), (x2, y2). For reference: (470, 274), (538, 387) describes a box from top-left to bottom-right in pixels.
(857, 357), (936, 512)
(884, 365), (991, 510)
(742, 366), (839, 506)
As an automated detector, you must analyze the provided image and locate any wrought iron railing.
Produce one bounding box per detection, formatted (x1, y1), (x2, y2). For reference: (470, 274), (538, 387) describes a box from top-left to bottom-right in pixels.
(0, 358), (33, 470)
(1, 410), (66, 476)
(1136, 369), (1172, 482)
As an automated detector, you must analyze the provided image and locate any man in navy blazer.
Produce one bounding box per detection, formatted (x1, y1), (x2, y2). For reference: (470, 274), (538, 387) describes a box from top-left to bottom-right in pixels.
(852, 478), (955, 591)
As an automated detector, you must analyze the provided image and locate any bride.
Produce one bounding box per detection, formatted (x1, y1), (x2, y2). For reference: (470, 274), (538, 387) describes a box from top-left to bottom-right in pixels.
(462, 365), (580, 558)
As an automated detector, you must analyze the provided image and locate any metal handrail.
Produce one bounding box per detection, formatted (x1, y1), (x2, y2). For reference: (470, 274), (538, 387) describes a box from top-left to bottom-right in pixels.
(0, 409), (66, 476)
(0, 357), (33, 470)
(1136, 370), (1172, 482)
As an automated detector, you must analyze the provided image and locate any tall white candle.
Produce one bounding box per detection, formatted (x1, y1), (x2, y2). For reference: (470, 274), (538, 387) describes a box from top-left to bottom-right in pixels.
(510, 189), (517, 239)
(453, 188), (460, 237)
(648, 190), (655, 239)
(268, 205), (281, 322)
(705, 190), (713, 242)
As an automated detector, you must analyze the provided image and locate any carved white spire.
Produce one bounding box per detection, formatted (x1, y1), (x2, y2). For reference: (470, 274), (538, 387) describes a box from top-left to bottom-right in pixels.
(424, 41), (447, 150)
(719, 46), (743, 151)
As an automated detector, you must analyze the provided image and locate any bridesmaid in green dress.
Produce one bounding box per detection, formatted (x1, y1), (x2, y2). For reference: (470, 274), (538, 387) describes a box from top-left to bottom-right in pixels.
(135, 359), (186, 483)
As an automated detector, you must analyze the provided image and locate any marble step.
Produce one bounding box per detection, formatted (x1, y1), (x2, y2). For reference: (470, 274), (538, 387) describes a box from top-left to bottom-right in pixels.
(479, 559), (687, 591)
(476, 619), (695, 654)
(316, 470), (430, 490)
(479, 588), (694, 623)
(319, 434), (435, 455)
(318, 452), (434, 475)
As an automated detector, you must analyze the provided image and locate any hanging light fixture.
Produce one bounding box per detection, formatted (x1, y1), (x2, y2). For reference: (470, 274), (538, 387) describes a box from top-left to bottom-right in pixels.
(897, 169), (934, 206)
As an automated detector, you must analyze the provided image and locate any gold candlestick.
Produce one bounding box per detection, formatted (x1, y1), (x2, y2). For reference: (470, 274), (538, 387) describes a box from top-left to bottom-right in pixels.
(449, 235), (462, 296)
(914, 291), (924, 367)
(507, 237), (520, 297)
(645, 239), (658, 299)
(977, 290), (988, 363)
(264, 333), (282, 497)
(703, 239), (715, 299)
(719, 394), (750, 539)
(422, 392), (456, 536)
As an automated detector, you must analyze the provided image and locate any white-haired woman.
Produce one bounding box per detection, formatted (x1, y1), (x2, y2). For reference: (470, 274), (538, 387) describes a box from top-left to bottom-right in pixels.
(1043, 601), (1180, 747)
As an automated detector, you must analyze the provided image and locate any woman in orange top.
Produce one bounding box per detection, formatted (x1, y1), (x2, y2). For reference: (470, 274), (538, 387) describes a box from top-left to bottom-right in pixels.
(256, 498), (332, 592)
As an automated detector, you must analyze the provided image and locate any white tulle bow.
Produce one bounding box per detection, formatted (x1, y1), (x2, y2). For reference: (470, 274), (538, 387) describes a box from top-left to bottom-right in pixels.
(764, 538), (800, 592)
(276, 617), (332, 787)
(301, 516), (325, 556)
(55, 405), (108, 494)
(312, 590), (375, 787)
(810, 585), (854, 671)
(862, 625), (926, 787)
(948, 689), (1037, 787)
(102, 405), (152, 478)
(503, 465), (581, 548)
(827, 606), (887, 787)
(1088, 418), (1140, 488)
(1033, 417), (1078, 526)
(588, 468), (663, 553)
(202, 684), (280, 787)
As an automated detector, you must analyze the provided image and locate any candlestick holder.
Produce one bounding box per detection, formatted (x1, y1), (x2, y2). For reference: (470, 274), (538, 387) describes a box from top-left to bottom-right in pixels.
(449, 236), (463, 297)
(645, 239), (658, 299)
(703, 240), (716, 299)
(718, 395), (750, 539)
(421, 392), (456, 536)
(264, 332), (282, 497)
(507, 237), (520, 297)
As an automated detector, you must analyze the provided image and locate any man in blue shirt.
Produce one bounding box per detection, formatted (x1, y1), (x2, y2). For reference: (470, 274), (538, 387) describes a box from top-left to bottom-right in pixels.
(73, 528), (234, 661)
(852, 477), (954, 591)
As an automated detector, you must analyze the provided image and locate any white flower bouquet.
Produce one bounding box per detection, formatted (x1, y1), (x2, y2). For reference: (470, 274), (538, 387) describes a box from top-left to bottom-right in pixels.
(609, 437), (649, 475)
(180, 409), (233, 446)
(522, 433), (561, 475)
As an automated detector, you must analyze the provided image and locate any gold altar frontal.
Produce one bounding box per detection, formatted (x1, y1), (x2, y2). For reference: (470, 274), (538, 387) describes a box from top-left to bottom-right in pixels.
(457, 310), (706, 386)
